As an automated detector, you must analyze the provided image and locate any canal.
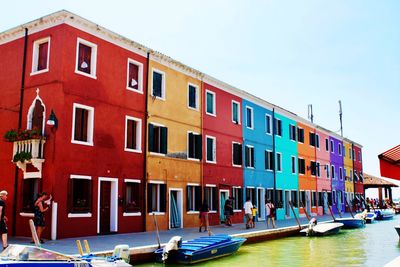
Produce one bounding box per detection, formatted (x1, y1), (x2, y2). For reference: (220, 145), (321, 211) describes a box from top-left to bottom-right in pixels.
(137, 216), (400, 267)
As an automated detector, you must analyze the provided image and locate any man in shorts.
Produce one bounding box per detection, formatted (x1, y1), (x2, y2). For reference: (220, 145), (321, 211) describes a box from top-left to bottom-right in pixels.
(0, 190), (8, 250)
(243, 197), (253, 229)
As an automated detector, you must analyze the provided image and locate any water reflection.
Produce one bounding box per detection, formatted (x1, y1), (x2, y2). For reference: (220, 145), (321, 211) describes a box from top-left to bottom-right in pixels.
(138, 216), (400, 267)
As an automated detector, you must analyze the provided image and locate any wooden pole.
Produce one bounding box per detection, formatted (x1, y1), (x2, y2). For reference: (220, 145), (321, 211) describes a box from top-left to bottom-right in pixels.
(153, 212), (161, 249)
(29, 219), (40, 247)
(300, 201), (311, 221)
(76, 240), (83, 255)
(335, 202), (343, 218)
(289, 201), (302, 229)
(327, 205), (336, 220)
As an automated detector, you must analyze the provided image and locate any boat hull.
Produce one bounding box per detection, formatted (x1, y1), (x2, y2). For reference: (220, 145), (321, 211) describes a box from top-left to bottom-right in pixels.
(155, 235), (246, 264)
(334, 218), (365, 229)
(375, 210), (395, 220)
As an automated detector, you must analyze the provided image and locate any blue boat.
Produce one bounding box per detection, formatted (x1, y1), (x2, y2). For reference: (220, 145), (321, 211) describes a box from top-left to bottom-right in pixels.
(334, 217), (365, 229)
(0, 244), (132, 266)
(365, 212), (376, 223)
(375, 209), (395, 220)
(155, 234), (246, 264)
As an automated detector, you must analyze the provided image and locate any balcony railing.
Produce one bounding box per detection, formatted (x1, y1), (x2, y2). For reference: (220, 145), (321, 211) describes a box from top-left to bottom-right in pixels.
(12, 138), (46, 178)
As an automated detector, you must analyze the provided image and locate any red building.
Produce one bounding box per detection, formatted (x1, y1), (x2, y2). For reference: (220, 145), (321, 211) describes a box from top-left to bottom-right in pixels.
(353, 144), (364, 197)
(202, 78), (244, 225)
(0, 11), (148, 238)
(379, 145), (400, 180)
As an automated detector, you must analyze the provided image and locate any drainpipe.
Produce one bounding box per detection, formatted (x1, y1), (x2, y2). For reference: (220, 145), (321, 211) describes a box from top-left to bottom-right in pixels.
(272, 108), (277, 207)
(142, 52), (150, 231)
(200, 77), (204, 201)
(12, 28), (29, 236)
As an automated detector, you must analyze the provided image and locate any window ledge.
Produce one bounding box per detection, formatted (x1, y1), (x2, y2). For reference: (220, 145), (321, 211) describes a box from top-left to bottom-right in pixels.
(149, 152), (166, 157)
(71, 140), (94, 146)
(124, 148), (142, 153)
(233, 209), (242, 213)
(187, 211), (199, 215)
(75, 69), (97, 79)
(123, 212), (141, 217)
(19, 212), (34, 217)
(126, 87), (144, 94)
(68, 213), (92, 218)
(148, 212), (165, 216)
(208, 211), (217, 214)
(30, 69), (49, 76)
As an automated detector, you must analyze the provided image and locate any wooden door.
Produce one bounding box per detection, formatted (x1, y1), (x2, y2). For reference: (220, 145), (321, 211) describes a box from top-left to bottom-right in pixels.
(100, 181), (111, 234)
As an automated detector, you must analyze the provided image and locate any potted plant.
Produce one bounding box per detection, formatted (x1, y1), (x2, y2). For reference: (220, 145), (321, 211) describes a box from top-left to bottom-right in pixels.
(4, 129), (18, 142)
(13, 151), (32, 163)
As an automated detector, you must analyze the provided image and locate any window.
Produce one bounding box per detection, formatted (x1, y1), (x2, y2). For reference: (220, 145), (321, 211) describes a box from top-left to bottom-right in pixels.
(344, 168), (347, 180)
(75, 38), (97, 78)
(246, 106), (253, 129)
(326, 165), (330, 178)
(300, 191), (306, 207)
(358, 152), (361, 162)
(265, 150), (274, 171)
(338, 143), (342, 156)
(297, 128), (304, 143)
(354, 170), (358, 182)
(274, 118), (282, 136)
(187, 185), (201, 212)
(310, 132), (316, 146)
(298, 158), (305, 174)
(350, 170), (353, 182)
(206, 90), (216, 116)
(31, 37), (50, 74)
(318, 192), (324, 207)
(310, 161), (317, 176)
(265, 114), (272, 134)
(330, 140), (334, 153)
(331, 165), (336, 179)
(291, 156), (296, 174)
(325, 138), (329, 152)
(312, 192), (317, 207)
(352, 149), (355, 160)
(206, 136), (216, 163)
(232, 101), (240, 124)
(69, 175), (92, 213)
(188, 132), (202, 160)
(204, 186), (217, 211)
(315, 134), (320, 148)
(21, 178), (40, 213)
(246, 188), (256, 203)
(276, 190), (283, 208)
(289, 124), (296, 141)
(349, 148), (352, 159)
(188, 84), (199, 110)
(124, 180), (141, 213)
(126, 58), (143, 92)
(316, 162), (321, 177)
(152, 69), (165, 99)
(232, 187), (243, 210)
(343, 146), (346, 157)
(276, 153), (282, 172)
(125, 116), (142, 152)
(266, 189), (274, 202)
(232, 142), (242, 166)
(291, 191), (298, 207)
(72, 103), (94, 146)
(245, 145), (255, 168)
(148, 183), (166, 213)
(148, 124), (168, 154)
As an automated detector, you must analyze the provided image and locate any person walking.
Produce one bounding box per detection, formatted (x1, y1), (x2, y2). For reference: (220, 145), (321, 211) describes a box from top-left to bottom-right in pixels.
(252, 205), (258, 228)
(243, 197), (253, 229)
(266, 199), (276, 228)
(0, 190), (8, 250)
(224, 197), (233, 226)
(33, 192), (50, 243)
(199, 200), (209, 232)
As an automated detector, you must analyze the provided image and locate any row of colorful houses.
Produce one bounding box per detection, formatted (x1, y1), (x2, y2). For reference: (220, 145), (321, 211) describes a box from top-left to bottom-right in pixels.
(0, 10), (364, 239)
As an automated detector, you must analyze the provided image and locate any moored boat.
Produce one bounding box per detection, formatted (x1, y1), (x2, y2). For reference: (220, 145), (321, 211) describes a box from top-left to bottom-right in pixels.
(375, 209), (395, 220)
(395, 226), (400, 237)
(155, 234), (246, 264)
(365, 212), (376, 223)
(300, 218), (344, 237)
(334, 217), (365, 229)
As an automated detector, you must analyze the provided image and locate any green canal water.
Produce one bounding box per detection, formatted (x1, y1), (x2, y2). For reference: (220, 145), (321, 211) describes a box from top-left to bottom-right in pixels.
(138, 215), (400, 267)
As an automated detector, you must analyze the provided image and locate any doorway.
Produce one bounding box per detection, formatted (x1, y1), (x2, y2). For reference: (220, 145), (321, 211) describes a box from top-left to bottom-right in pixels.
(257, 188), (265, 220)
(98, 178), (118, 234)
(285, 190), (290, 217)
(169, 188), (183, 229)
(219, 190), (229, 223)
(306, 191), (311, 215)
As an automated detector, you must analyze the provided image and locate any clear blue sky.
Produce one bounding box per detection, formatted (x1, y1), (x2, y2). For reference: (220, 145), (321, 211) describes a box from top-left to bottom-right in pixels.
(2, 1), (399, 183)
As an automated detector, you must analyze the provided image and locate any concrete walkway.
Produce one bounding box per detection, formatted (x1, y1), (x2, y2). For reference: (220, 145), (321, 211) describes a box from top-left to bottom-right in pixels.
(8, 213), (346, 256)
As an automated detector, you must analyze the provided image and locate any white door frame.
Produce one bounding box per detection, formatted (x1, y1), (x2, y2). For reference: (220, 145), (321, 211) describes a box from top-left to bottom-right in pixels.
(219, 189), (230, 222)
(257, 187), (265, 220)
(285, 190), (291, 217)
(97, 177), (118, 234)
(168, 188), (183, 229)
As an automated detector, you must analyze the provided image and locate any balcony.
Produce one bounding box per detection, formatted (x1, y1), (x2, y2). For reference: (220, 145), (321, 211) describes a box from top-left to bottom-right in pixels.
(12, 138), (46, 178)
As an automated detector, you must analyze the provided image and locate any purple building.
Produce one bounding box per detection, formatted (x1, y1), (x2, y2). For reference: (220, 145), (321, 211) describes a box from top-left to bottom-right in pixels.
(329, 136), (345, 214)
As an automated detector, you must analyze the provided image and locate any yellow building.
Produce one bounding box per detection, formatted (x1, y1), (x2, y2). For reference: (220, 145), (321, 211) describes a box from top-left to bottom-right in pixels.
(343, 139), (354, 203)
(145, 54), (203, 231)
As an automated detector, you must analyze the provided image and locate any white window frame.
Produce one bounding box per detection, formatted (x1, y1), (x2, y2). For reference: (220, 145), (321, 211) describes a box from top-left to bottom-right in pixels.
(265, 150), (273, 171)
(68, 175), (92, 218)
(126, 58), (144, 93)
(148, 182), (166, 215)
(276, 152), (282, 172)
(245, 106), (254, 130)
(124, 115), (142, 153)
(151, 68), (166, 100)
(325, 138), (329, 152)
(338, 143), (342, 156)
(31, 37), (50, 75)
(205, 186), (217, 212)
(71, 103), (94, 146)
(298, 157), (305, 175)
(205, 90), (216, 116)
(187, 83), (199, 111)
(297, 127), (304, 143)
(206, 135), (217, 164)
(315, 134), (320, 149)
(148, 122), (167, 156)
(316, 162), (321, 177)
(75, 38), (97, 79)
(187, 131), (201, 161)
(231, 100), (241, 124)
(265, 114), (272, 135)
(245, 145), (255, 168)
(330, 140), (335, 153)
(232, 141), (242, 167)
(186, 184), (200, 213)
(331, 165), (336, 179)
(123, 179), (142, 216)
(339, 167), (343, 180)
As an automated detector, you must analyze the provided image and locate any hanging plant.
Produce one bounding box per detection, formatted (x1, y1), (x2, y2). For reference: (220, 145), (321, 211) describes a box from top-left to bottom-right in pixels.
(4, 129), (18, 142)
(4, 128), (43, 142)
(13, 151), (33, 163)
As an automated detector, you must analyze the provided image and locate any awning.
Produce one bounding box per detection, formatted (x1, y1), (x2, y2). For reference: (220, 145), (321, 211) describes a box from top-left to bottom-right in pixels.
(359, 173), (364, 182)
(379, 145), (400, 180)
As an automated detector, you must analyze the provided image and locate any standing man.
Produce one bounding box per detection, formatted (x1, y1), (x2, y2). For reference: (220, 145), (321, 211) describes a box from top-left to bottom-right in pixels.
(243, 197), (253, 229)
(0, 190), (8, 250)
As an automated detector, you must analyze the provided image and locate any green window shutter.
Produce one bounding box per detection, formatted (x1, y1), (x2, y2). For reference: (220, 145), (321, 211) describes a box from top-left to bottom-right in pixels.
(195, 134), (202, 160)
(148, 124), (154, 152)
(161, 127), (168, 154)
